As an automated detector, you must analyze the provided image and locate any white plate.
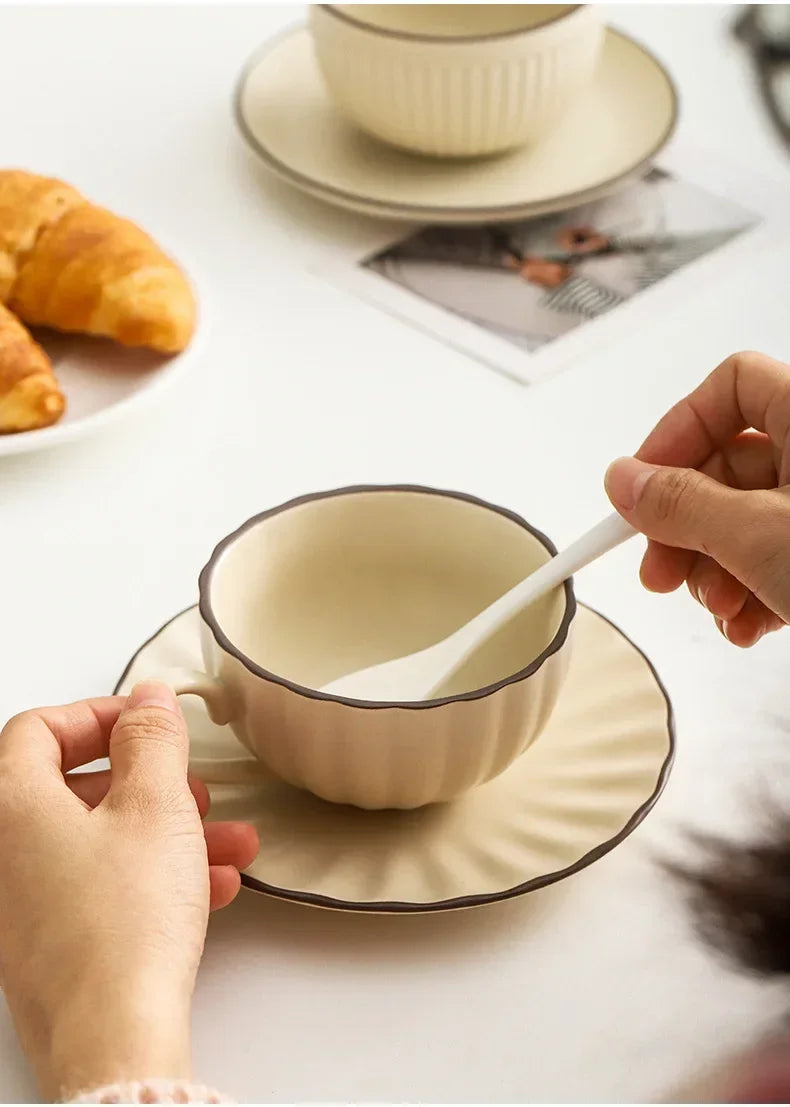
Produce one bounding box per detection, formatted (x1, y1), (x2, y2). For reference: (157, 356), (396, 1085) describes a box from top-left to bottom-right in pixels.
(0, 311), (201, 459)
(234, 25), (678, 225)
(116, 603), (674, 914)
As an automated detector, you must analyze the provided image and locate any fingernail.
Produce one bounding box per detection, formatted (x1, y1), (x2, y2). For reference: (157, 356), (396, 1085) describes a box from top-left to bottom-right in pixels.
(127, 680), (179, 713)
(721, 620), (732, 642)
(605, 457), (658, 512)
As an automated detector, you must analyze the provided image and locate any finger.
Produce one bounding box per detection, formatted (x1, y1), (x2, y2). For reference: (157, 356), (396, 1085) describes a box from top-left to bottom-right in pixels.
(605, 458), (790, 610)
(687, 557), (749, 622)
(637, 436), (775, 597)
(209, 865), (242, 911)
(636, 351), (790, 470)
(640, 540), (695, 593)
(108, 682), (188, 800)
(204, 822), (259, 869)
(719, 594), (780, 648)
(606, 457), (749, 553)
(704, 432), (777, 491)
(69, 769), (210, 816)
(0, 696), (125, 774)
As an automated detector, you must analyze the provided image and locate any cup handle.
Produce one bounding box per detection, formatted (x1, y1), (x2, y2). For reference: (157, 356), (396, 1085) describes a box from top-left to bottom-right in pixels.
(147, 667), (264, 785)
(161, 666), (234, 726)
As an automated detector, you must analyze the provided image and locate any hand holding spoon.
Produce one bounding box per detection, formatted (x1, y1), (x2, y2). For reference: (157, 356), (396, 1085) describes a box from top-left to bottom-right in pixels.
(321, 512), (636, 702)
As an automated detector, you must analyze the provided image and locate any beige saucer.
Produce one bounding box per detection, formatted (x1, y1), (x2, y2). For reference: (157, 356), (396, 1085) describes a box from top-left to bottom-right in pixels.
(234, 25), (678, 225)
(116, 603), (674, 913)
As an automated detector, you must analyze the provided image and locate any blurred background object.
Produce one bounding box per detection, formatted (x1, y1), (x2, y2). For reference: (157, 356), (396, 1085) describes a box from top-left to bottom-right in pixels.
(735, 5), (790, 149)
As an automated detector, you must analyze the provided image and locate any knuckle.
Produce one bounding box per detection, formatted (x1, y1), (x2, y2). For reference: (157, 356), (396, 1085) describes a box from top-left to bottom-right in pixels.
(727, 349), (765, 374)
(113, 707), (185, 750)
(726, 349), (789, 404)
(723, 349), (778, 388)
(652, 468), (703, 523)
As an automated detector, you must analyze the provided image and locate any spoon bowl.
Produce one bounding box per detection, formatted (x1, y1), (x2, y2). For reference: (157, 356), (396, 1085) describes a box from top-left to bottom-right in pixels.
(322, 511), (636, 702)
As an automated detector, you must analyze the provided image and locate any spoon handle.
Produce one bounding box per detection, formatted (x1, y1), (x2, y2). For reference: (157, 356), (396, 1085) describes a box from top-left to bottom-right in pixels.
(443, 512), (637, 662)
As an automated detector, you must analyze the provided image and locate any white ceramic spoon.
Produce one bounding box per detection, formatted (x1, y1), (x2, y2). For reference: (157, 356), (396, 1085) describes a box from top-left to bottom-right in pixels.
(321, 512), (636, 702)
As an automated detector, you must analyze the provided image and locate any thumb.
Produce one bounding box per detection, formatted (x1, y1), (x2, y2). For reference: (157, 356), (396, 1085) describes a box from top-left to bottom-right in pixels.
(605, 455), (778, 580)
(109, 680), (189, 797)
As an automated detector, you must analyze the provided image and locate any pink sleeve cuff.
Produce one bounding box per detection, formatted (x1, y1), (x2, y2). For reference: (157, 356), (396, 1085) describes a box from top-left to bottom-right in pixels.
(69, 1081), (232, 1103)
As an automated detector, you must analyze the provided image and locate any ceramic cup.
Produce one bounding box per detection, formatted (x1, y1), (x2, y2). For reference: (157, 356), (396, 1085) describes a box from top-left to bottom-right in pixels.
(309, 4), (604, 158)
(154, 486), (575, 809)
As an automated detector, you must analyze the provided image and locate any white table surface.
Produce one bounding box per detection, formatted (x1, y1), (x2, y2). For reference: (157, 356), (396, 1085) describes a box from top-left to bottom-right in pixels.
(3, 3), (790, 1102)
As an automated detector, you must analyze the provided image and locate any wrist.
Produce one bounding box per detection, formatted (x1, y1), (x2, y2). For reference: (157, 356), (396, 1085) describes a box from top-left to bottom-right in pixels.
(40, 972), (191, 1102)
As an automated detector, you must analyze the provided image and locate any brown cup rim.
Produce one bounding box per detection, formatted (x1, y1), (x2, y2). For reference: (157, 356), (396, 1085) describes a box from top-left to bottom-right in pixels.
(318, 4), (585, 45)
(196, 484), (576, 711)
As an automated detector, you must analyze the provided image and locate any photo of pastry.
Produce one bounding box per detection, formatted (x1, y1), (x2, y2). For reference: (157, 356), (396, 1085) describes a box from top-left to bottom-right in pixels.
(364, 168), (758, 353)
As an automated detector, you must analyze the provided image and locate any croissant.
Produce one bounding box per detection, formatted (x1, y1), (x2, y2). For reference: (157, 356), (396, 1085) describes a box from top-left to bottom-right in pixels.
(0, 170), (195, 354)
(0, 302), (65, 433)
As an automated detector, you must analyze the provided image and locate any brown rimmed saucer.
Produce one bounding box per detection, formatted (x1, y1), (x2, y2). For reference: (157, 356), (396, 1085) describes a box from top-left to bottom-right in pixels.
(116, 602), (674, 914)
(233, 25), (678, 224)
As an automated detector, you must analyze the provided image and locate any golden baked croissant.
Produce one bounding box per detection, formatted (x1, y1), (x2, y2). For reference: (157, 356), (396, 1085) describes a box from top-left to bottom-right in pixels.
(0, 302), (65, 433)
(0, 170), (195, 354)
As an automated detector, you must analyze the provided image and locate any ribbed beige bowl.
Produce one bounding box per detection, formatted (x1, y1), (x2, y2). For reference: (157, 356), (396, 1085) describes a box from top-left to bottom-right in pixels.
(167, 487), (576, 810)
(310, 4), (604, 157)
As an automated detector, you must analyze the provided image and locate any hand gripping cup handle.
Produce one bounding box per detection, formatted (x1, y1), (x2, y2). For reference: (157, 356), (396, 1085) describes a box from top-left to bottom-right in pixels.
(148, 667), (267, 786)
